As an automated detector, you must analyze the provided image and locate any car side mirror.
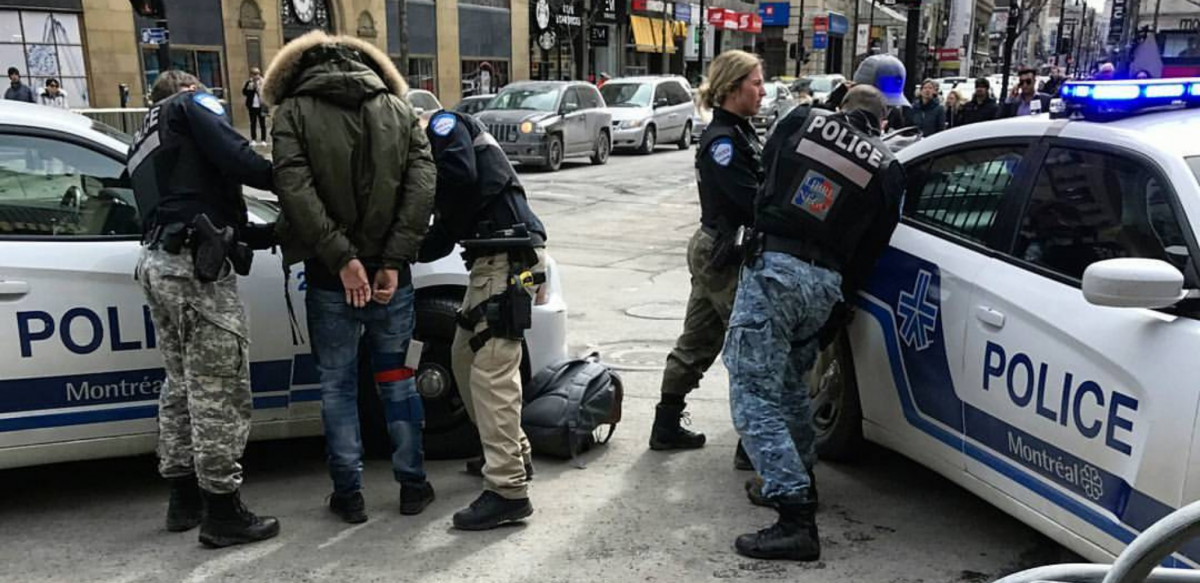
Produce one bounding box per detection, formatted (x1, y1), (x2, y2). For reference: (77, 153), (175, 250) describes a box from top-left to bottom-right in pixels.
(1082, 258), (1192, 309)
(413, 106), (426, 116)
(655, 97), (670, 108)
(561, 103), (579, 114)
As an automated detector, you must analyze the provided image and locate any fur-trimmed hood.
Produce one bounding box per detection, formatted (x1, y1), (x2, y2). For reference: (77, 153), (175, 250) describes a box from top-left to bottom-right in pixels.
(262, 30), (408, 106)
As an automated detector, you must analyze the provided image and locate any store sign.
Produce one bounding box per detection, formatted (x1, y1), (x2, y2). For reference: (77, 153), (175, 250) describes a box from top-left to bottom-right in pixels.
(813, 15), (828, 33)
(675, 2), (691, 22)
(556, 1), (582, 27)
(1108, 0), (1126, 45)
(758, 2), (789, 27)
(590, 25), (609, 45)
(596, 0), (622, 23)
(634, 0), (673, 13)
(708, 7), (756, 30)
(739, 13), (762, 33)
(814, 31), (827, 49)
(828, 12), (849, 35)
(936, 47), (960, 61)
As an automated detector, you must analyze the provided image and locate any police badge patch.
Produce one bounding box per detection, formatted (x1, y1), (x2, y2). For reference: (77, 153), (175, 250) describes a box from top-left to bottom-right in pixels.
(791, 169), (842, 220)
(193, 93), (225, 116)
(710, 138), (733, 167)
(431, 113), (457, 137)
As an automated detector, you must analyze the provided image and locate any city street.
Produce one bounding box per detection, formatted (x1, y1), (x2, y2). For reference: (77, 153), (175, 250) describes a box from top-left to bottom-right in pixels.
(0, 149), (1076, 583)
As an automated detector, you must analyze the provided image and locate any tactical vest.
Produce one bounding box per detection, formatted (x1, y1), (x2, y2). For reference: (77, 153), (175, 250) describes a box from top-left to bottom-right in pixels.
(127, 92), (246, 235)
(436, 111), (546, 242)
(756, 110), (897, 270)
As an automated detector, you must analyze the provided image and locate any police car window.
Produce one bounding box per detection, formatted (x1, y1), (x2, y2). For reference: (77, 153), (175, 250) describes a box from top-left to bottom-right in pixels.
(906, 146), (1023, 243)
(1016, 148), (1191, 282)
(0, 134), (138, 238)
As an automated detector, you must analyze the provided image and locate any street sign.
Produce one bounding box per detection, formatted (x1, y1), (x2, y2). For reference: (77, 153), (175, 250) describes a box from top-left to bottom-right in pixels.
(758, 2), (790, 27)
(814, 31), (828, 49)
(590, 25), (609, 46)
(140, 27), (169, 46)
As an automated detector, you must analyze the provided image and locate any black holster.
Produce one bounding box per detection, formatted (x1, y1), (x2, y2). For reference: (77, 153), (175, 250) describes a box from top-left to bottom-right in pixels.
(486, 275), (533, 341)
(191, 214), (235, 283)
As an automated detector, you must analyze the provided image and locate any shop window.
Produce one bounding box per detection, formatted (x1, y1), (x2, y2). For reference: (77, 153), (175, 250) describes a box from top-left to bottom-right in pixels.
(461, 60), (509, 97)
(245, 36), (263, 72)
(403, 57), (437, 92)
(142, 49), (225, 99)
(0, 10), (90, 108)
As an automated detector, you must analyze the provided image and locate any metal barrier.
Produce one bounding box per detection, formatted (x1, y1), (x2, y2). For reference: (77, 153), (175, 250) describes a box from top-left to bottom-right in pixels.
(75, 108), (149, 135)
(994, 500), (1200, 583)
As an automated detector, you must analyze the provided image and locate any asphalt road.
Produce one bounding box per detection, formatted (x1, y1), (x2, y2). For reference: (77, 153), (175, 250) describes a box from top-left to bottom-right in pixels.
(0, 147), (1075, 583)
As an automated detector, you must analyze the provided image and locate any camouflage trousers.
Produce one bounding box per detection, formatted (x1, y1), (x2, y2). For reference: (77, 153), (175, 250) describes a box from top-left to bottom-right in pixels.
(723, 252), (842, 501)
(138, 248), (252, 494)
(660, 227), (740, 396)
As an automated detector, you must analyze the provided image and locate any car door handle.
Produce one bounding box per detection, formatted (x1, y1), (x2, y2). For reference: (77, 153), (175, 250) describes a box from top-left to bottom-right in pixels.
(0, 280), (30, 296)
(975, 306), (1006, 328)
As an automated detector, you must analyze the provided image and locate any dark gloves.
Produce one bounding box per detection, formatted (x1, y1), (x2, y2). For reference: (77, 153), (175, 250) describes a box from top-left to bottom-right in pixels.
(241, 221), (277, 251)
(817, 302), (855, 351)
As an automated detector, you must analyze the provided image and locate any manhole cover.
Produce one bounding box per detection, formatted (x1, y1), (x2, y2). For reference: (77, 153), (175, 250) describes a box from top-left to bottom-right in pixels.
(624, 301), (685, 321)
(593, 340), (674, 371)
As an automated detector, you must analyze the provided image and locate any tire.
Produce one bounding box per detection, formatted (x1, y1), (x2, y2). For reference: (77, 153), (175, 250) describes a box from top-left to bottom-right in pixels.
(545, 135), (564, 172)
(590, 131), (611, 165)
(676, 122), (692, 150)
(358, 295), (483, 461)
(638, 126), (656, 155)
(811, 329), (866, 462)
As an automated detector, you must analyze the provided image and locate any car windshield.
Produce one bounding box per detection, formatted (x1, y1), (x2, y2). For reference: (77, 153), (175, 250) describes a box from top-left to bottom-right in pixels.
(408, 92), (440, 110)
(601, 83), (652, 107)
(91, 120), (134, 146)
(490, 86), (561, 111)
(1188, 157), (1200, 189)
(808, 77), (837, 93)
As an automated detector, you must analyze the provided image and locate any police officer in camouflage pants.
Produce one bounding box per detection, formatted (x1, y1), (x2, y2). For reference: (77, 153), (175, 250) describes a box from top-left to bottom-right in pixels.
(130, 71), (278, 548)
(724, 86), (905, 561)
(650, 50), (765, 453)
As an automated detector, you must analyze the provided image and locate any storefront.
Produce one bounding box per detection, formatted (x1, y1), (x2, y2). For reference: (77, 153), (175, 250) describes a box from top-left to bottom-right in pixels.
(529, 0), (585, 80)
(706, 7), (760, 56)
(0, 1), (89, 107)
(389, 0), (437, 91)
(590, 0), (622, 80)
(626, 0), (686, 75)
(459, 0), (511, 97)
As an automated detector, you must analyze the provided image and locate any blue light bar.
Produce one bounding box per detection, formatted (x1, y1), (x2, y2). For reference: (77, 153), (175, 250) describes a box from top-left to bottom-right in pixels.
(1055, 77), (1200, 120)
(1092, 84), (1141, 100)
(1145, 83), (1186, 98)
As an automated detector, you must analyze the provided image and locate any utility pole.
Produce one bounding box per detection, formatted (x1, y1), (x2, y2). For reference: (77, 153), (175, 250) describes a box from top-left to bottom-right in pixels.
(796, 0), (807, 76)
(699, 0), (707, 76)
(903, 1), (921, 101)
(1000, 0), (1019, 102)
(1054, 0), (1067, 65)
(852, 0), (862, 66)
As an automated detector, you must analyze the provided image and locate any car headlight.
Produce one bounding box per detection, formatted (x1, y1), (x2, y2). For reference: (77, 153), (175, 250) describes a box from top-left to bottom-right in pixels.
(620, 118), (647, 129)
(520, 121), (535, 134)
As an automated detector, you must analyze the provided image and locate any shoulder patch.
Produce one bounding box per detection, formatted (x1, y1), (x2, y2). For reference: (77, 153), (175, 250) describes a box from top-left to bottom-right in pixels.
(710, 137), (734, 167)
(192, 93), (225, 116)
(431, 113), (457, 137)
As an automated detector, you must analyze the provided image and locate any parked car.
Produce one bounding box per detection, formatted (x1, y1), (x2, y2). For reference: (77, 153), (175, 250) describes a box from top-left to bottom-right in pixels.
(454, 94), (495, 116)
(797, 74), (845, 104)
(599, 76), (694, 154)
(690, 88), (711, 144)
(476, 81), (612, 171)
(752, 81), (797, 134)
(0, 102), (570, 469)
(406, 89), (442, 128)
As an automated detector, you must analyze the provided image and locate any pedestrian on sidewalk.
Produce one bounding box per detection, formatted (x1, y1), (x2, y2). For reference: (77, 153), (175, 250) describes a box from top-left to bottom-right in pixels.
(5, 67), (34, 103)
(242, 67), (267, 146)
(37, 78), (69, 110)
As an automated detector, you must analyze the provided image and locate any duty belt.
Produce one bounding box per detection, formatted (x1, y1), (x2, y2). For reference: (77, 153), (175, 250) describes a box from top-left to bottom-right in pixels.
(700, 224), (720, 239)
(144, 222), (190, 254)
(761, 234), (842, 273)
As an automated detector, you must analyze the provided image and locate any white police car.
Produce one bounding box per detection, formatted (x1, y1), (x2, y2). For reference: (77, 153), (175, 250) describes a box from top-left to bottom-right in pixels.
(0, 101), (568, 469)
(811, 79), (1200, 567)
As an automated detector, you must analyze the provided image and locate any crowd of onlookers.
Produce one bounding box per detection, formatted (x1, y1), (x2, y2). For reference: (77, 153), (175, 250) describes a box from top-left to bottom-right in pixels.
(3, 67), (70, 110)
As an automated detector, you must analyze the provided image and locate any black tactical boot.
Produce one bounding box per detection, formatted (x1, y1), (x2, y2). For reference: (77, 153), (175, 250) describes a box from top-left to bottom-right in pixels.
(465, 457), (535, 480)
(735, 498), (820, 561)
(166, 475), (203, 532)
(329, 491), (368, 524)
(199, 490), (280, 548)
(734, 440), (754, 471)
(452, 491), (533, 531)
(746, 469), (818, 508)
(649, 402), (706, 450)
(400, 481), (436, 516)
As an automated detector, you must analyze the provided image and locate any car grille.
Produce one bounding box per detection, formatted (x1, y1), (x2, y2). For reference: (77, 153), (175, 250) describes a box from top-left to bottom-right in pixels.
(487, 123), (520, 143)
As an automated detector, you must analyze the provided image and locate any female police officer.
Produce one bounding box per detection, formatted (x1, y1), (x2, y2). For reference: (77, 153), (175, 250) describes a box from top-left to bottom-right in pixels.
(650, 50), (766, 452)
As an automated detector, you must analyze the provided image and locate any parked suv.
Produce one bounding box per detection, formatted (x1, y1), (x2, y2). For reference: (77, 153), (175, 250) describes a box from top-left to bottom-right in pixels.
(477, 81), (612, 171)
(752, 81), (797, 134)
(600, 76), (695, 154)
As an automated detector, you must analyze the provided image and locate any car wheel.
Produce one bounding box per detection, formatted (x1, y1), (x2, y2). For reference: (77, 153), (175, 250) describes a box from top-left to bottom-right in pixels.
(545, 135), (564, 171)
(358, 294), (484, 460)
(676, 122), (692, 150)
(591, 130), (610, 165)
(638, 126), (656, 155)
(811, 329), (866, 462)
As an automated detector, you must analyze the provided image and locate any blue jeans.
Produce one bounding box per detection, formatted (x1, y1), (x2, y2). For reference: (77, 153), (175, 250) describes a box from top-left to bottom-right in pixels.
(306, 285), (426, 494)
(724, 252), (842, 501)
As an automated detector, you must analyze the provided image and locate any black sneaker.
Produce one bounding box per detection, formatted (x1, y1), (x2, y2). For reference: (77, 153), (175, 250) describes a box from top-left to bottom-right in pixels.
(400, 481), (436, 516)
(452, 491), (533, 531)
(465, 458), (536, 480)
(329, 491), (368, 524)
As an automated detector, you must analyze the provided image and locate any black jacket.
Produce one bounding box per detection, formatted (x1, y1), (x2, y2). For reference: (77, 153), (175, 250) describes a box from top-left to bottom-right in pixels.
(911, 97), (945, 136)
(958, 95), (1000, 125)
(696, 107), (762, 234)
(242, 78), (266, 110)
(127, 90), (273, 235)
(998, 93), (1053, 118)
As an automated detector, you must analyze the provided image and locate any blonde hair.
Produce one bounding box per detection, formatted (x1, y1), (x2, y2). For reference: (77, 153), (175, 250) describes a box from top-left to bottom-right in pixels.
(944, 87), (964, 108)
(698, 50), (761, 110)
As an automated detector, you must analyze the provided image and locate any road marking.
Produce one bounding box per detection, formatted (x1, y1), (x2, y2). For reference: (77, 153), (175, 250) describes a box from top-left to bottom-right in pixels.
(182, 540), (285, 583)
(316, 521), (372, 550)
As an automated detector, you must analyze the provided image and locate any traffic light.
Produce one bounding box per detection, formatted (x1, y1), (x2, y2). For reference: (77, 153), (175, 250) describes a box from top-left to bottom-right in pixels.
(129, 0), (166, 18)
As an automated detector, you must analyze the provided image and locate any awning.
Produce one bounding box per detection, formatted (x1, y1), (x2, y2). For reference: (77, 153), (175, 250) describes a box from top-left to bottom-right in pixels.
(674, 21), (688, 38)
(631, 15), (677, 53)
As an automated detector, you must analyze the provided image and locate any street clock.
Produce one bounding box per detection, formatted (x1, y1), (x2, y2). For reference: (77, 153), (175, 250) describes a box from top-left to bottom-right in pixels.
(291, 0), (316, 24)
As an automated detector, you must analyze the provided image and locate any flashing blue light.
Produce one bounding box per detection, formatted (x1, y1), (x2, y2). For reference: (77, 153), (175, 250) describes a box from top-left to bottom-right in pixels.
(1074, 85), (1092, 98)
(1190, 83), (1200, 97)
(1092, 84), (1141, 100)
(1145, 84), (1186, 98)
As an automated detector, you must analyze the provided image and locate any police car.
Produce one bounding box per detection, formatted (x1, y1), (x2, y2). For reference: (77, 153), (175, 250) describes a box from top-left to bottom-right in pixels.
(0, 101), (569, 469)
(810, 78), (1200, 567)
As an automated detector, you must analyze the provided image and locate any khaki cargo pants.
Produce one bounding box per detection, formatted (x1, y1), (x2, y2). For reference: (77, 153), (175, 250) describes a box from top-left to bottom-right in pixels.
(451, 249), (546, 500)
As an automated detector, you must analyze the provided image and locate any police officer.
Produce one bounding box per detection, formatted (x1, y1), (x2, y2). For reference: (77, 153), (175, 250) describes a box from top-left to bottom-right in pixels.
(129, 71), (279, 548)
(649, 50), (766, 453)
(421, 108), (548, 531)
(724, 85), (905, 561)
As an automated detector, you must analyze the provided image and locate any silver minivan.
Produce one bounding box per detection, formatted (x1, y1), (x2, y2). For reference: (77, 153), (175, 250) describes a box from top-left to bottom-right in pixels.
(601, 76), (695, 154)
